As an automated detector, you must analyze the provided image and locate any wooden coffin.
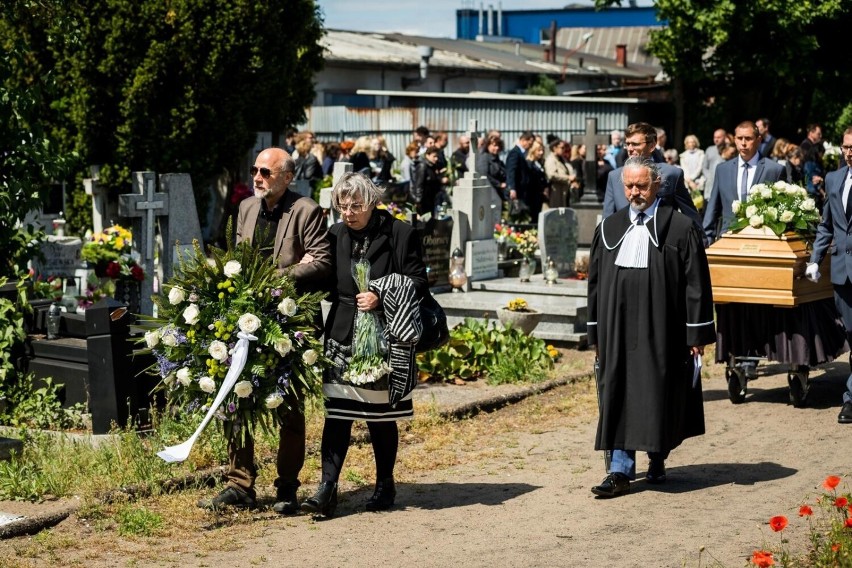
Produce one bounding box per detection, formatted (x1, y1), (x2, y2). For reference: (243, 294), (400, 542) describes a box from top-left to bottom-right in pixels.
(706, 226), (833, 307)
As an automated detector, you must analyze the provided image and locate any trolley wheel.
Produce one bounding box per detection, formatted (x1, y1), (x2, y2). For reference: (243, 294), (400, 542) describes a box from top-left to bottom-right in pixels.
(726, 367), (747, 404)
(787, 370), (810, 408)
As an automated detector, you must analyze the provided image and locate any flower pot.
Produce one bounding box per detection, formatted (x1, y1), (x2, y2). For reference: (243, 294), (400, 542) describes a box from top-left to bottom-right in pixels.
(497, 307), (542, 335)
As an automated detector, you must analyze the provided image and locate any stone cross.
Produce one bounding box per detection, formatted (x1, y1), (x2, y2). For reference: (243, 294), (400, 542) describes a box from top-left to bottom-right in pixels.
(158, 174), (203, 282)
(83, 166), (119, 234)
(465, 118), (480, 176)
(571, 117), (610, 197)
(320, 161), (353, 226)
(118, 171), (169, 315)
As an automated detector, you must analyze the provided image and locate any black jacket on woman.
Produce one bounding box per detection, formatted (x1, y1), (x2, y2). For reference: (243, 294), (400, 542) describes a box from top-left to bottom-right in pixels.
(324, 209), (428, 345)
(476, 151), (507, 201)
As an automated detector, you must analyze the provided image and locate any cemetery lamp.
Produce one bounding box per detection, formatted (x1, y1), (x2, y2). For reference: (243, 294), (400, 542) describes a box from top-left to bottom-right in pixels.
(544, 257), (559, 285)
(449, 247), (468, 292)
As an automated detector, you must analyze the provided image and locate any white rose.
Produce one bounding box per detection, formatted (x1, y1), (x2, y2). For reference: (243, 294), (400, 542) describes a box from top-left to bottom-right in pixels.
(223, 260), (242, 278)
(801, 198), (816, 211)
(745, 205), (758, 218)
(265, 393), (284, 409)
(785, 184), (799, 195)
(277, 297), (298, 317)
(238, 313), (261, 333)
(208, 340), (229, 361)
(144, 330), (160, 349)
(162, 332), (178, 347)
(198, 376), (216, 393)
(302, 349), (318, 366)
(731, 200), (741, 214)
(764, 207), (778, 221)
(176, 367), (192, 386)
(182, 303), (200, 325)
(749, 214), (764, 228)
(798, 187), (808, 198)
(168, 287), (186, 305)
(274, 336), (293, 356)
(780, 210), (795, 223)
(760, 187), (773, 199)
(234, 380), (253, 398)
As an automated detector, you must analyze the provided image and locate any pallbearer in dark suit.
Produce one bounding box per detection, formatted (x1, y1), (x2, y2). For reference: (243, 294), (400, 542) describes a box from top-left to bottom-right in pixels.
(198, 147), (332, 512)
(702, 121), (787, 243)
(806, 126), (852, 424)
(588, 157), (715, 498)
(602, 122), (701, 228)
(506, 131), (534, 212)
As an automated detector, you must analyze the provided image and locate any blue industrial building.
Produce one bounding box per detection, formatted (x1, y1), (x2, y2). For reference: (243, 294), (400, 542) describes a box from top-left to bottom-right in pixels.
(457, 5), (662, 45)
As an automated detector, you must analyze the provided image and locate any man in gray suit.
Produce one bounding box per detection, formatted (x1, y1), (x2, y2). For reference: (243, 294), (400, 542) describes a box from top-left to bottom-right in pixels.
(702, 128), (727, 200)
(602, 122), (701, 226)
(702, 121), (787, 243)
(805, 126), (852, 424)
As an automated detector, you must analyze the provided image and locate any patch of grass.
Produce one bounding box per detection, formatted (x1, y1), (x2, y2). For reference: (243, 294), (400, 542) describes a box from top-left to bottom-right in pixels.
(115, 505), (163, 537)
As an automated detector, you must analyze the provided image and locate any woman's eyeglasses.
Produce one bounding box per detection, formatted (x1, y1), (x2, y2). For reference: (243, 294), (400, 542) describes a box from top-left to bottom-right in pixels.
(337, 202), (365, 214)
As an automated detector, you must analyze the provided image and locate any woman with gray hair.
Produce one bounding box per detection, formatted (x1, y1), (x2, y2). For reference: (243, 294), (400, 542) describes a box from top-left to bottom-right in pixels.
(301, 172), (428, 517)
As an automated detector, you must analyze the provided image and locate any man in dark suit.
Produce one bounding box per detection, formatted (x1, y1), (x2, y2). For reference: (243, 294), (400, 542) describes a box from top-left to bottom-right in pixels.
(602, 122), (701, 227)
(703, 121), (787, 243)
(506, 131), (534, 209)
(198, 146), (332, 513)
(756, 118), (777, 158)
(806, 126), (852, 424)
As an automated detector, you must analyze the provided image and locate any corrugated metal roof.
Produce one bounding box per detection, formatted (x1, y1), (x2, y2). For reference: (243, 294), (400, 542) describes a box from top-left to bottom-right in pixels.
(322, 29), (659, 80)
(556, 27), (662, 69)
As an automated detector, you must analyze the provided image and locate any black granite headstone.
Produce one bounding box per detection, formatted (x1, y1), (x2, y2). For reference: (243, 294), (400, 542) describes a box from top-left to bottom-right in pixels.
(419, 217), (454, 288)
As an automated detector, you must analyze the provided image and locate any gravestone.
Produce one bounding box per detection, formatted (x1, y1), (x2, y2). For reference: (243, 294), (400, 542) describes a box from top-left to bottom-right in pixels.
(84, 167), (119, 234)
(31, 237), (84, 279)
(158, 174), (203, 282)
(420, 216), (454, 288)
(465, 118), (480, 176)
(538, 208), (579, 277)
(118, 171), (169, 316)
(571, 117), (609, 247)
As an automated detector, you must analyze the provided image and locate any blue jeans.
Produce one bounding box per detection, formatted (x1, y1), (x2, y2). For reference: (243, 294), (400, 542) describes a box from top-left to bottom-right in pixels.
(610, 449), (671, 480)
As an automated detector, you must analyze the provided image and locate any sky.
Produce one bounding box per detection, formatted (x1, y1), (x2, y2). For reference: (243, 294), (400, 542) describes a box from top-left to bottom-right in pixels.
(316, 0), (604, 39)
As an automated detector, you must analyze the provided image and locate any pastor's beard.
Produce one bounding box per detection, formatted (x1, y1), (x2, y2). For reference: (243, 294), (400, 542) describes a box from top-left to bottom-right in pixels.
(254, 187), (270, 199)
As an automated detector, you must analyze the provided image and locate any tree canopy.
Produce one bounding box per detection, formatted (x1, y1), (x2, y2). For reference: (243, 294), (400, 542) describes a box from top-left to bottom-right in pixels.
(596, 0), (852, 142)
(2, 0), (324, 233)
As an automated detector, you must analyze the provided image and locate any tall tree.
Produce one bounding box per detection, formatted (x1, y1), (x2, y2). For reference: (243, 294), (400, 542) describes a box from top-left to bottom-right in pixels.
(595, 0), (852, 143)
(2, 0), (324, 234)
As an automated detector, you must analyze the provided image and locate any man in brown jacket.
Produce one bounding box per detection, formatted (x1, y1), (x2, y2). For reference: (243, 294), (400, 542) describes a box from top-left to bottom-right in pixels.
(198, 147), (331, 513)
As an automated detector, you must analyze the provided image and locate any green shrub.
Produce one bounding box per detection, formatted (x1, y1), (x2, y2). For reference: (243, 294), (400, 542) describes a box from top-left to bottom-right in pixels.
(417, 318), (553, 385)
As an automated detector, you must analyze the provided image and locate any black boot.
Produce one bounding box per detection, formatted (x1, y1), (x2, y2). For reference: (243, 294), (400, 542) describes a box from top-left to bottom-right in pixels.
(272, 482), (300, 515)
(300, 481), (338, 517)
(366, 477), (396, 511)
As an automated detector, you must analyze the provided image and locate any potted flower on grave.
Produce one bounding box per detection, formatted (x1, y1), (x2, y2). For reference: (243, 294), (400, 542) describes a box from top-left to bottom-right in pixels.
(510, 229), (539, 281)
(80, 224), (145, 311)
(706, 181), (830, 305)
(496, 297), (542, 335)
(137, 238), (327, 461)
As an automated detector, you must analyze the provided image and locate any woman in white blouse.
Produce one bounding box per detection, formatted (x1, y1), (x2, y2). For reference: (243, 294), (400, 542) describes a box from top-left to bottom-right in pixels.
(679, 134), (705, 196)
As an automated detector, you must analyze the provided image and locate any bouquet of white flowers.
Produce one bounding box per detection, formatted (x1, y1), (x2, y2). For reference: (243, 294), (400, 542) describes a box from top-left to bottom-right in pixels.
(344, 259), (391, 385)
(729, 181), (820, 237)
(137, 236), (326, 460)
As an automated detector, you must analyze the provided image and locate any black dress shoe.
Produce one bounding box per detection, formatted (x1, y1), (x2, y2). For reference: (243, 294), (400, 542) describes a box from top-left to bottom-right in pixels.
(839, 401), (852, 424)
(366, 477), (396, 511)
(646, 460), (667, 484)
(591, 473), (630, 498)
(197, 486), (257, 510)
(300, 481), (338, 517)
(272, 482), (300, 515)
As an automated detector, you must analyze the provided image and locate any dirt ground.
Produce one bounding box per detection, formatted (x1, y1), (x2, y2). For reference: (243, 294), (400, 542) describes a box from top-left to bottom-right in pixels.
(2, 353), (851, 568)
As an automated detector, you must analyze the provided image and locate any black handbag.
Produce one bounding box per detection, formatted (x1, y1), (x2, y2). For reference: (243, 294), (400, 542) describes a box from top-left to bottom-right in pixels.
(416, 293), (449, 353)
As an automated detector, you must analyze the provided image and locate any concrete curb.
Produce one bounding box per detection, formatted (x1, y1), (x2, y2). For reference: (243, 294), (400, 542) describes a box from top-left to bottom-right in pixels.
(0, 372), (593, 539)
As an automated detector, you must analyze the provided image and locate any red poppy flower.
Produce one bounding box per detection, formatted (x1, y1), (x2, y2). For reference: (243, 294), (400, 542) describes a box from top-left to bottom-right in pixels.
(751, 550), (774, 567)
(769, 515), (788, 532)
(824, 475), (841, 491)
(846, 517), (852, 529)
(799, 505), (813, 517)
(130, 264), (145, 282)
(832, 543), (840, 552)
(105, 261), (121, 278)
(836, 497), (849, 509)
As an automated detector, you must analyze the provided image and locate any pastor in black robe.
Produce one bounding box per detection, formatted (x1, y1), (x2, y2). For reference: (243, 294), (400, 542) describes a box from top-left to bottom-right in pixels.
(588, 202), (715, 454)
